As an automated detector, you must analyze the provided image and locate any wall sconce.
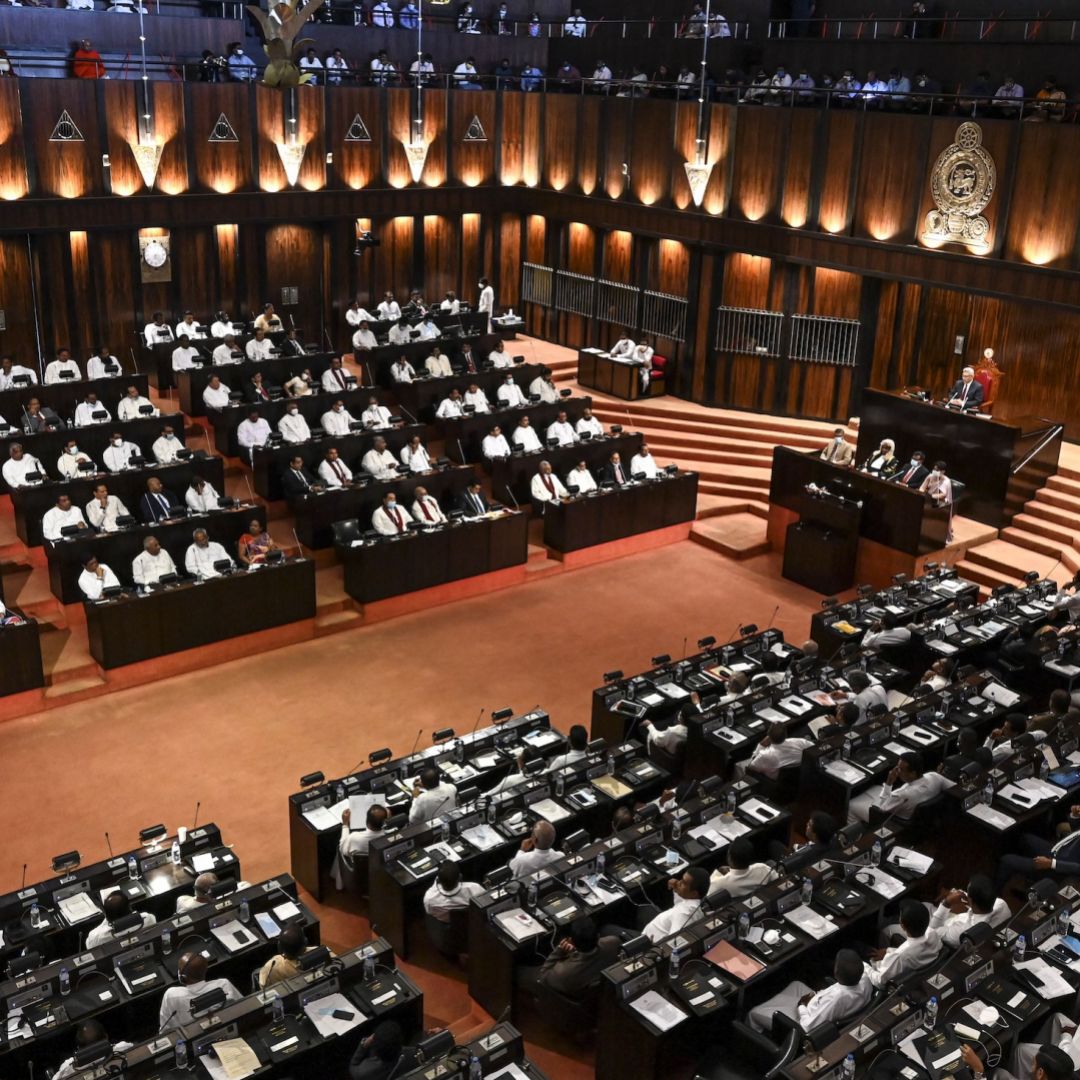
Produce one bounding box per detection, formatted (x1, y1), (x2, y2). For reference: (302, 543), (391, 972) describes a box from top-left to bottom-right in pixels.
(275, 87), (307, 187)
(130, 141), (163, 189)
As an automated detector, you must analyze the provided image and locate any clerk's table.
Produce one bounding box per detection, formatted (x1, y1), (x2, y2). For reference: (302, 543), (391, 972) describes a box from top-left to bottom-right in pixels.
(577, 347), (644, 400)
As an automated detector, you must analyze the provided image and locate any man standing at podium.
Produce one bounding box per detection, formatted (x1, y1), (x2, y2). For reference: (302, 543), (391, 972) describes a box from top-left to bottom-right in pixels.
(946, 366), (983, 411)
(820, 427), (854, 466)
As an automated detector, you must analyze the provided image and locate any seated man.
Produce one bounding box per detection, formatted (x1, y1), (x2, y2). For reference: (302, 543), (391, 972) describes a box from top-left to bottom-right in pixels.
(212, 334), (242, 365)
(257, 924), (317, 989)
(321, 399), (357, 437)
(521, 917), (620, 1003)
(497, 372), (528, 409)
(458, 479), (492, 517)
(423, 861), (485, 921)
(152, 424), (183, 464)
(85, 483), (130, 533)
(566, 460), (597, 494)
(820, 427), (855, 465)
(929, 874), (1010, 946)
(186, 476), (221, 513)
(600, 451), (628, 486)
(185, 528), (234, 579)
(847, 751), (953, 824)
(52, 1020), (133, 1080)
(25, 398), (60, 434)
(412, 486), (446, 525)
(158, 953), (241, 1032)
(144, 313), (174, 346)
(639, 710), (689, 757)
(44, 348), (81, 384)
(86, 892), (156, 948)
(610, 330), (635, 357)
(641, 867), (710, 942)
(78, 555), (121, 600)
(529, 368), (559, 404)
(117, 385), (158, 421)
(865, 900), (940, 987)
(847, 670), (887, 719)
(333, 804), (389, 890)
(464, 382), (490, 413)
(482, 425), (511, 460)
(509, 820), (563, 880)
(43, 494), (88, 541)
(348, 1021), (423, 1080)
(632, 339), (654, 389)
(176, 313), (203, 340)
(0, 355), (37, 389)
(210, 312), (237, 339)
(372, 491), (412, 535)
(132, 536), (177, 587)
(488, 339), (513, 368)
(345, 299), (376, 327)
(456, 342), (479, 374)
(388, 318), (411, 346)
(415, 314), (439, 340)
(748, 948), (872, 1033)
(282, 330), (306, 357)
(390, 355), (415, 383)
(746, 722), (812, 780)
(984, 713), (1042, 764)
(777, 811), (840, 872)
(171, 335), (200, 372)
(362, 396), (393, 429)
(281, 455), (320, 497)
(202, 375), (232, 411)
(361, 436), (398, 480)
(630, 442), (659, 478)
(401, 434), (432, 473)
(425, 346), (453, 377)
(547, 725), (590, 771)
(436, 389), (465, 420)
(708, 838), (777, 899)
(512, 416), (542, 453)
(946, 366), (984, 410)
(531, 460), (568, 503)
(245, 372), (272, 404)
(440, 291), (460, 313)
(321, 356), (355, 393)
(278, 401), (311, 444)
(1008, 1024), (1080, 1077)
(74, 392), (111, 427)
(176, 873), (218, 914)
(319, 447), (354, 488)
(237, 410), (271, 457)
(57, 440), (96, 480)
(104, 432), (141, 472)
(576, 407), (603, 438)
(860, 612), (912, 652)
(409, 767), (457, 824)
(377, 292), (401, 321)
(244, 327), (273, 361)
(546, 410), (577, 446)
(352, 321), (378, 352)
(892, 450), (929, 489)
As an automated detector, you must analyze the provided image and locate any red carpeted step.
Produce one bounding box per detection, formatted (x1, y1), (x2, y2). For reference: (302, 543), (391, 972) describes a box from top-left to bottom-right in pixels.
(696, 494), (770, 521)
(999, 526), (1069, 559)
(964, 540), (1062, 581)
(1032, 488), (1080, 513)
(689, 515), (771, 560)
(1025, 500), (1080, 530)
(1008, 514), (1076, 546)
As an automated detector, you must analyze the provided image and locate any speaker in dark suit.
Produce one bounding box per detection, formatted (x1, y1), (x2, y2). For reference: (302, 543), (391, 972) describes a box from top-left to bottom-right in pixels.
(946, 371), (984, 410)
(245, 375), (273, 404)
(599, 453), (628, 486)
(281, 331), (306, 357)
(139, 480), (181, 523)
(457, 482), (491, 518)
(282, 457), (320, 496)
(891, 452), (929, 489)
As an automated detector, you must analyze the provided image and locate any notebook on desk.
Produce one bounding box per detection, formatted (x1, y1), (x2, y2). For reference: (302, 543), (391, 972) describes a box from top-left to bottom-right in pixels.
(702, 940), (765, 982)
(590, 775), (633, 799)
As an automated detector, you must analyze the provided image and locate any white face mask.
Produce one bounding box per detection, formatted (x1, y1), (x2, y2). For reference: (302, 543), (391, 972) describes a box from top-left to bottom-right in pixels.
(166, 433), (175, 440)
(386, 500), (396, 509)
(288, 408), (298, 416)
(67, 447), (78, 455)
(113, 438), (122, 446)
(835, 435), (843, 443)
(932, 470), (943, 478)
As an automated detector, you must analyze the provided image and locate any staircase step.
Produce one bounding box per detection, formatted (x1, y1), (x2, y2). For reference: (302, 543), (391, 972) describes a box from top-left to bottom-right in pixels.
(1033, 488), (1080, 513)
(965, 540), (1062, 581)
(1047, 475), (1080, 498)
(700, 480), (772, 501)
(592, 411), (828, 451)
(695, 494), (770, 521)
(954, 559), (1017, 596)
(314, 608), (363, 635)
(1025, 501), (1080, 530)
(999, 526), (1068, 559)
(44, 674), (108, 699)
(689, 515), (771, 560)
(1009, 514), (1076, 545)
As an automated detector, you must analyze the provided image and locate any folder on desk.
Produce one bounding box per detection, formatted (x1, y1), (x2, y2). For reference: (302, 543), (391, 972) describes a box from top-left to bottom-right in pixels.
(529, 798), (571, 823)
(628, 990), (688, 1033)
(192, 852), (218, 873)
(199, 1037), (261, 1080)
(966, 802), (1016, 831)
(494, 908), (546, 942)
(210, 919), (260, 953)
(57, 892), (101, 925)
(590, 775), (633, 799)
(461, 824), (503, 851)
(702, 940), (765, 982)
(783, 904), (839, 938)
(302, 992), (365, 1037)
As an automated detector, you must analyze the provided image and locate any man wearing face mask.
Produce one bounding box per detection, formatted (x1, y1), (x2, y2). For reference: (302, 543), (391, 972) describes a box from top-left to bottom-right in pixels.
(820, 427), (854, 466)
(497, 373), (527, 409)
(57, 440), (95, 479)
(321, 399), (356, 437)
(152, 424), (183, 464)
(103, 432), (140, 472)
(227, 42), (256, 81)
(478, 276), (494, 332)
(892, 450), (929, 488)
(278, 402), (311, 444)
(362, 396), (392, 429)
(373, 491), (413, 535)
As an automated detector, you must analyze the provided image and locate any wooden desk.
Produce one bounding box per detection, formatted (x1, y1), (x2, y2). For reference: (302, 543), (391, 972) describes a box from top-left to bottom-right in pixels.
(176, 350), (335, 417)
(0, 613), (44, 697)
(85, 557), (315, 668)
(337, 510), (529, 602)
(577, 348), (643, 400)
(392, 363), (543, 425)
(440, 395), (591, 464)
(541, 471), (698, 551)
(0, 373), (146, 429)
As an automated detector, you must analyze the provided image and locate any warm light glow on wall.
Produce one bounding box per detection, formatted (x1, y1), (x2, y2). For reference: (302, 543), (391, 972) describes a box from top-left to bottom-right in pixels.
(69, 230), (88, 262)
(1023, 241), (1061, 266)
(820, 211), (846, 235)
(460, 164), (484, 188)
(637, 183), (659, 207)
(867, 214), (900, 242)
(783, 206), (807, 228)
(740, 194), (768, 222)
(210, 174), (238, 195)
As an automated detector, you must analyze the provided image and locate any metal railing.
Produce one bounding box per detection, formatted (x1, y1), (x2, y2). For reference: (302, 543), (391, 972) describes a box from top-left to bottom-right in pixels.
(768, 13), (1080, 43)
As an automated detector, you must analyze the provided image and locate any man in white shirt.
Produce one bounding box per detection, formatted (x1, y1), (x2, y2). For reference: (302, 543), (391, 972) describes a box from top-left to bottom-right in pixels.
(412, 486), (446, 525)
(454, 58), (480, 88)
(748, 949), (873, 1033)
(320, 356), (354, 394)
(152, 424), (183, 464)
(746, 723), (812, 780)
(642, 713), (688, 756)
(409, 767), (457, 824)
(78, 555), (121, 600)
(860, 613), (912, 652)
(411, 53), (435, 85)
(531, 460), (568, 503)
(74, 392), (111, 427)
(362, 436), (399, 480)
(708, 839), (777, 900)
(298, 47), (323, 82)
(254, 304), (282, 334)
(575, 407), (603, 438)
(159, 953), (241, 1032)
(202, 375), (231, 411)
(3, 444), (44, 488)
(512, 416), (542, 453)
(373, 491), (412, 535)
(333, 805), (388, 889)
(85, 484), (130, 533)
(132, 536), (177, 588)
(388, 319), (411, 346)
(423, 862), (484, 921)
(546, 725), (589, 772)
(610, 330), (635, 358)
(547, 410), (577, 446)
(321, 399), (356, 436)
(566, 461), (596, 494)
(117, 385), (157, 421)
(143, 313), (174, 346)
(86, 894), (156, 950)
(464, 383), (490, 412)
(43, 494), (89, 541)
(483, 425), (511, 459)
(362, 396), (392, 429)
(488, 340), (513, 368)
(632, 340), (654, 389)
(529, 370), (559, 404)
(508, 821), (563, 880)
(318, 447), (353, 488)
(186, 477), (221, 513)
(185, 528), (234, 579)
(591, 60), (613, 86)
(175, 312), (203, 340)
(377, 292), (402, 321)
(352, 319), (378, 349)
(414, 316), (439, 341)
(864, 901), (941, 988)
(497, 373), (528, 409)
(237, 410), (272, 455)
(57, 440), (95, 479)
(478, 277), (494, 330)
(401, 435), (432, 473)
(436, 390), (466, 420)
(847, 751), (953, 824)
(564, 8), (586, 35)
(278, 402), (311, 444)
(86, 346), (121, 380)
(426, 347), (453, 378)
(209, 313), (236, 339)
(245, 328), (273, 361)
(927, 875), (1010, 947)
(0, 355), (38, 389)
(171, 336), (200, 372)
(212, 335), (242, 365)
(390, 356), (415, 383)
(630, 444), (659, 478)
(440, 292), (460, 313)
(44, 349), (81, 385)
(641, 868), (709, 942)
(345, 300), (376, 327)
(326, 49), (349, 84)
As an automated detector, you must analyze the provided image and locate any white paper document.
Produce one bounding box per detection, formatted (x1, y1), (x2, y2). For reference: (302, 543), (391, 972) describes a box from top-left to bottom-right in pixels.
(210, 919), (260, 953)
(303, 992), (366, 1036)
(58, 892), (101, 925)
(488, 1065), (530, 1080)
(1014, 958), (1075, 999)
(494, 908), (547, 942)
(530, 798), (571, 823)
(191, 852), (218, 873)
(856, 868), (905, 899)
(823, 760), (866, 784)
(966, 802), (1016, 831)
(784, 904), (838, 937)
(628, 990), (688, 1032)
(199, 1038), (261, 1080)
(888, 847), (934, 874)
(461, 824), (504, 851)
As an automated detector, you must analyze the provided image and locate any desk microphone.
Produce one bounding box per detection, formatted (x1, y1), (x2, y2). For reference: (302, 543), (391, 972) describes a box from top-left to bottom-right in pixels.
(409, 729), (424, 757)
(397, 403), (420, 426)
(471, 708), (486, 737)
(192, 802), (201, 830)
(681, 636), (687, 659)
(765, 605), (780, 633)
(504, 485), (520, 512)
(105, 833), (114, 857)
(20, 863), (26, 890)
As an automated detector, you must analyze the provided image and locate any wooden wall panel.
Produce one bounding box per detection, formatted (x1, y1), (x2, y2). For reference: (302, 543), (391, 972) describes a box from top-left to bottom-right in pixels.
(263, 224), (324, 334)
(370, 216), (414, 301)
(869, 279), (900, 389)
(173, 228), (219, 322)
(543, 95), (577, 193)
(602, 96), (631, 200)
(731, 108), (785, 223)
(68, 231), (93, 356)
(460, 214), (482, 307)
(526, 214), (546, 264)
(327, 87), (382, 191)
(630, 99), (673, 208)
(853, 113), (923, 243)
(151, 82), (188, 197)
(566, 222), (595, 276)
(672, 102), (729, 214)
(602, 231), (633, 284)
(255, 86), (327, 193)
(188, 83), (252, 195)
(913, 287), (971, 391)
(817, 111), (857, 235)
(1004, 124), (1080, 269)
(91, 234), (137, 358)
(0, 236), (36, 364)
(422, 215), (459, 302)
(721, 252), (771, 309)
(100, 82), (190, 198)
(780, 109), (819, 229)
(33, 233), (74, 359)
(654, 238), (689, 297)
(452, 91), (496, 189)
(812, 267), (861, 319)
(385, 87), (447, 189)
(577, 95), (601, 197)
(498, 214), (521, 311)
(213, 225), (239, 319)
(0, 79), (28, 201)
(102, 81), (143, 199)
(498, 92), (527, 187)
(26, 79), (102, 199)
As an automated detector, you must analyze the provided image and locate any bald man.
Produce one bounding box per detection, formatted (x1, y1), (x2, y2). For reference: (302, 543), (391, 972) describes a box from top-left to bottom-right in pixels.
(508, 821), (563, 880)
(159, 952), (241, 1032)
(176, 873), (218, 914)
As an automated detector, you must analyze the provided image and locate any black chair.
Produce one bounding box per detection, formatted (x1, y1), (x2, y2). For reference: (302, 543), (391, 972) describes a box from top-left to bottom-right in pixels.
(424, 909), (469, 960)
(533, 981), (600, 1043)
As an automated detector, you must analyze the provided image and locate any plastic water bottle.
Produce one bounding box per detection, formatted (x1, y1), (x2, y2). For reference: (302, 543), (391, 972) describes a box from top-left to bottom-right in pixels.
(59, 966), (70, 996)
(363, 949), (376, 980)
(891, 715), (901, 737)
(335, 782), (346, 804)
(1013, 933), (1026, 962)
(842, 1053), (856, 1079)
(239, 899), (250, 924)
(175, 1039), (189, 1069)
(171, 839), (182, 866)
(871, 840), (882, 868)
(737, 911), (750, 939)
(1057, 907), (1071, 937)
(29, 902), (41, 929)
(726, 790), (737, 815)
(555, 773), (565, 798)
(469, 1056), (482, 1080)
(1039, 757), (1049, 780)
(606, 751), (616, 775)
(526, 880), (538, 909)
(925, 996), (938, 1030)
(455, 740), (466, 763)
(668, 948), (681, 980)
(841, 736), (852, 761)
(487, 800), (497, 824)
(162, 927), (173, 955)
(127, 855), (139, 880)
(671, 814), (682, 842)
(983, 779), (995, 806)
(271, 995), (285, 1022)
(801, 877), (813, 906)
(596, 851), (606, 876)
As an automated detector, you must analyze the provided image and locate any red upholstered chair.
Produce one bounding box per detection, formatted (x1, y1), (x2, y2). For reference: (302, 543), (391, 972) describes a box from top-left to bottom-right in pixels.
(648, 355), (669, 397)
(973, 354), (1003, 414)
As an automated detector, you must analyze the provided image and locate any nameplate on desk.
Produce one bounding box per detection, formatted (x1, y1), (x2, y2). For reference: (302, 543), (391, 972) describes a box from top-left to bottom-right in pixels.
(381, 840), (414, 863)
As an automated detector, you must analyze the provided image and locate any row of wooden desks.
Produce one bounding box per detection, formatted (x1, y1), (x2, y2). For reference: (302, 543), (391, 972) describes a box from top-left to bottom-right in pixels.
(0, 373), (148, 428)
(440, 394), (590, 463)
(390, 362), (543, 423)
(176, 350), (336, 416)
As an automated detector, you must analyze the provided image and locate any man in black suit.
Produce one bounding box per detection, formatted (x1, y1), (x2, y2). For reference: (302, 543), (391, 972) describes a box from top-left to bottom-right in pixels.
(996, 808), (1080, 891)
(347, 1020), (422, 1080)
(600, 451), (628, 486)
(891, 450), (929, 489)
(281, 328), (306, 357)
(281, 454), (321, 497)
(140, 476), (182, 523)
(457, 479), (490, 518)
(774, 810), (840, 871)
(245, 372), (272, 404)
(945, 367), (984, 410)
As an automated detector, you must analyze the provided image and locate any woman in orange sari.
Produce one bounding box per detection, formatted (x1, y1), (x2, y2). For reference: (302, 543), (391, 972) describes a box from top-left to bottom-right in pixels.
(237, 518), (278, 566)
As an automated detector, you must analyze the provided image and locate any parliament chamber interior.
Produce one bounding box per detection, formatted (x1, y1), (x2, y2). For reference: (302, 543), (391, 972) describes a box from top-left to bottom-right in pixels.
(7, 0), (1080, 1077)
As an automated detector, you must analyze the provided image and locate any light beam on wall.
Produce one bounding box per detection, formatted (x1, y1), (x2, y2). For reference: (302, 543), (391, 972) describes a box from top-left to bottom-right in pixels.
(683, 160), (714, 208)
(275, 141), (307, 186)
(403, 138), (428, 183)
(130, 139), (163, 189)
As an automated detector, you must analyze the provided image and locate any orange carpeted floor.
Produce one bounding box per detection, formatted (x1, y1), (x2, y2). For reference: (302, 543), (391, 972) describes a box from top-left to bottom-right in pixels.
(0, 539), (823, 1074)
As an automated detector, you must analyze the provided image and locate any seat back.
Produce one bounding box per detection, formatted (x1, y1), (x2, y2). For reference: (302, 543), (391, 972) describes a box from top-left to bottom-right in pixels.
(332, 518), (361, 546)
(973, 354), (1003, 412)
(425, 909), (469, 957)
(534, 980), (600, 1032)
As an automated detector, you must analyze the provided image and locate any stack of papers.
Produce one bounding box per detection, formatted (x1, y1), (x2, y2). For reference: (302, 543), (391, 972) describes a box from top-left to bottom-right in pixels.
(301, 805), (340, 830)
(756, 707), (789, 724)
(199, 1038), (261, 1080)
(888, 847), (934, 874)
(302, 992), (365, 1036)
(823, 760), (866, 784)
(590, 776), (633, 798)
(1014, 958), (1075, 999)
(58, 892), (101, 925)
(461, 824), (503, 851)
(899, 725), (937, 745)
(474, 752), (501, 770)
(522, 729), (560, 749)
(530, 798), (571, 823)
(783, 904), (838, 938)
(628, 990), (688, 1032)
(982, 683), (1021, 707)
(210, 919), (260, 953)
(966, 803), (1016, 831)
(856, 868), (905, 899)
(996, 783), (1042, 809)
(192, 852), (218, 873)
(494, 908), (547, 942)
